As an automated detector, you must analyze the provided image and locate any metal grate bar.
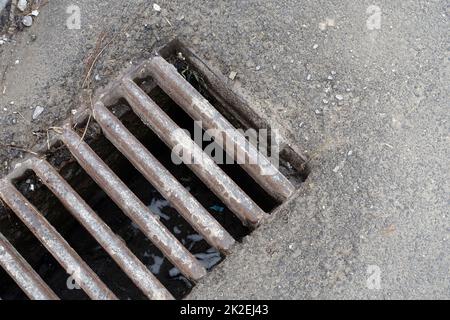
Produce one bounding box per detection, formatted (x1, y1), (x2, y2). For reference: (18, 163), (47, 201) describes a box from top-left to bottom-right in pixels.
(0, 232), (59, 300)
(92, 102), (236, 254)
(146, 56), (295, 202)
(0, 181), (117, 300)
(60, 125), (207, 282)
(30, 158), (174, 300)
(120, 78), (267, 227)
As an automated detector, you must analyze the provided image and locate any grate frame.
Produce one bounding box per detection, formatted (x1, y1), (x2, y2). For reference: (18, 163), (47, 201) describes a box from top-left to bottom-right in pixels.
(0, 39), (308, 300)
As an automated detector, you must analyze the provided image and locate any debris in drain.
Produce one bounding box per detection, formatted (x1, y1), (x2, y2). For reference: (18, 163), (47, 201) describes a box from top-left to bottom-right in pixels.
(210, 205), (225, 213)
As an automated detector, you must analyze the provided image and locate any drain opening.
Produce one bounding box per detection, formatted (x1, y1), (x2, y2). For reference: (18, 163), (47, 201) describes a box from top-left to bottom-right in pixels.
(0, 40), (308, 300)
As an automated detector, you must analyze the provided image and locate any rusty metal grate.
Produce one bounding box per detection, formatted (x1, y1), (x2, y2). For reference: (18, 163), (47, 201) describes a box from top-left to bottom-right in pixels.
(0, 40), (306, 300)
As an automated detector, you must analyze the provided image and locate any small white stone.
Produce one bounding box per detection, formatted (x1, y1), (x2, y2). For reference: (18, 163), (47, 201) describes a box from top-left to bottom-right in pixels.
(153, 3), (161, 12)
(228, 71), (237, 80)
(0, 40), (4, 45)
(14, 60), (19, 65)
(335, 94), (344, 101)
(3, 107), (7, 111)
(306, 74), (312, 81)
(333, 165), (341, 173)
(17, 0), (28, 12)
(322, 99), (329, 104)
(326, 18), (336, 27)
(327, 75), (333, 80)
(348, 150), (353, 156)
(31, 10), (39, 16)
(313, 44), (319, 49)
(94, 74), (101, 81)
(71, 109), (77, 115)
(255, 65), (261, 71)
(22, 15), (33, 27)
(32, 105), (44, 120)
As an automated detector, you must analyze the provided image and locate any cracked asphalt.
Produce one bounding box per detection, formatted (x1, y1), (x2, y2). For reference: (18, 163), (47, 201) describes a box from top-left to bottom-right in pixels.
(0, 0), (449, 299)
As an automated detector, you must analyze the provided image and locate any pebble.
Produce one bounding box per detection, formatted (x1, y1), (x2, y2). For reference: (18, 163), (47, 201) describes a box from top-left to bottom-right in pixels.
(322, 99), (329, 104)
(32, 106), (44, 120)
(17, 0), (28, 12)
(326, 18), (336, 27)
(22, 16), (33, 27)
(153, 3), (161, 12)
(335, 94), (344, 101)
(313, 44), (319, 49)
(14, 60), (19, 65)
(306, 74), (312, 81)
(31, 10), (39, 16)
(228, 71), (237, 80)
(327, 75), (334, 80)
(255, 65), (261, 71)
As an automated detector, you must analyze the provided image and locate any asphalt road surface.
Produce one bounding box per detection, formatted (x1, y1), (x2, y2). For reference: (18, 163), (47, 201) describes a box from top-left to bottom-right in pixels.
(0, 0), (448, 299)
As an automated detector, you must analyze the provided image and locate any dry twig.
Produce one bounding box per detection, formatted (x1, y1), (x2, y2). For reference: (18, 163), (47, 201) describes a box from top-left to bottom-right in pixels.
(0, 144), (39, 156)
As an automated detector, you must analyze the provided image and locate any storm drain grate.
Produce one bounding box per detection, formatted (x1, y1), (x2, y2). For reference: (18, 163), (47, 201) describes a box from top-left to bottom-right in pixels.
(0, 40), (307, 300)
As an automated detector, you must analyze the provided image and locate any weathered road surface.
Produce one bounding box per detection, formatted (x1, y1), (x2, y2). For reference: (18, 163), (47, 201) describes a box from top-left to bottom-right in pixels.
(0, 0), (448, 299)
